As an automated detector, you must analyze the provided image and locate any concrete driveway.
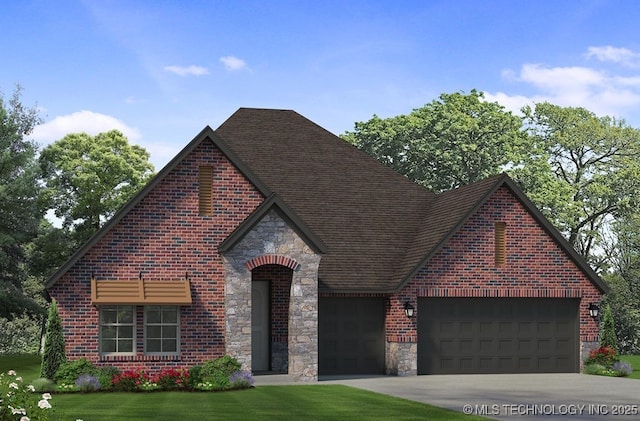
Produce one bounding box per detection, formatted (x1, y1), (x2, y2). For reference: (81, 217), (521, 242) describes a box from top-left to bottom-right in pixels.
(255, 373), (640, 420)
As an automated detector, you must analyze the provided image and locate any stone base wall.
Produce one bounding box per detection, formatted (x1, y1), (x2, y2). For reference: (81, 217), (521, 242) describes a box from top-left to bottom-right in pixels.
(385, 341), (417, 376)
(581, 340), (599, 369)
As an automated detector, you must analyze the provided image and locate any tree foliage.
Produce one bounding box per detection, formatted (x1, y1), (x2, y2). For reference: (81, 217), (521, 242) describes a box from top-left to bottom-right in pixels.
(343, 90), (531, 191)
(514, 103), (640, 268)
(0, 86), (44, 319)
(39, 130), (155, 245)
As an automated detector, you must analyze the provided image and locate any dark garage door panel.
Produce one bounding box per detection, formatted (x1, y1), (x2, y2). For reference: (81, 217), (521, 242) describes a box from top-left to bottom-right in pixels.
(418, 298), (579, 374)
(319, 297), (385, 375)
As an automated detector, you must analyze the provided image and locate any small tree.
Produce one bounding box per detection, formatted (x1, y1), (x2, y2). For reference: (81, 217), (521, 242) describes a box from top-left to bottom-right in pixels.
(600, 304), (619, 353)
(40, 299), (66, 379)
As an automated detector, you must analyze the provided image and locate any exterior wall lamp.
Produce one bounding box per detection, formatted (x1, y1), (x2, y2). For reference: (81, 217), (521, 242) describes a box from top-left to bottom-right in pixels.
(588, 302), (600, 319)
(404, 301), (415, 318)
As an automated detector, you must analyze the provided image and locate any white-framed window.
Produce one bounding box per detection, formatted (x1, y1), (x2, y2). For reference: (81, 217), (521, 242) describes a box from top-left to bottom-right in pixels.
(99, 305), (135, 355)
(144, 306), (179, 355)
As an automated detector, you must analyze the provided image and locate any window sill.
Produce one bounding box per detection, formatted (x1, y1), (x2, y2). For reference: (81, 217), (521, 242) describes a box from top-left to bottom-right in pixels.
(99, 354), (181, 362)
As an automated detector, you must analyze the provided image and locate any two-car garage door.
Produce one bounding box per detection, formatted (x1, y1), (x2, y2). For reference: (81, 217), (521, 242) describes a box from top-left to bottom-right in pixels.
(418, 298), (579, 374)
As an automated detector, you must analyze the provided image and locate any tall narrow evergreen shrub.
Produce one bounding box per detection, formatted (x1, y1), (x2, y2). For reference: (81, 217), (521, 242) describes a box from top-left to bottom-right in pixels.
(600, 304), (619, 353)
(40, 299), (66, 379)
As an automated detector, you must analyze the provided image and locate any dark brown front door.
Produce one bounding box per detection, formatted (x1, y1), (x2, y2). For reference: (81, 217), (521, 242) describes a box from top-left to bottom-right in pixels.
(418, 298), (579, 374)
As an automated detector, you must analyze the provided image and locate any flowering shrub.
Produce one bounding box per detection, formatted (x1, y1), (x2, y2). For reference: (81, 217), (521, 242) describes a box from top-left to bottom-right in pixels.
(75, 374), (101, 392)
(152, 368), (189, 390)
(0, 370), (55, 420)
(111, 368), (150, 392)
(586, 346), (618, 367)
(229, 371), (254, 388)
(611, 361), (633, 377)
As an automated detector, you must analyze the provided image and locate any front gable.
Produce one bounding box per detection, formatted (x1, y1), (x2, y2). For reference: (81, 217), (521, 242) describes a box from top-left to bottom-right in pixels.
(47, 135), (266, 364)
(416, 185), (603, 297)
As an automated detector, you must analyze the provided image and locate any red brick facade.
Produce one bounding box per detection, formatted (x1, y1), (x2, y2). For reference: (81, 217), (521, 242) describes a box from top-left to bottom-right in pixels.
(48, 140), (264, 372)
(48, 135), (602, 376)
(385, 186), (601, 344)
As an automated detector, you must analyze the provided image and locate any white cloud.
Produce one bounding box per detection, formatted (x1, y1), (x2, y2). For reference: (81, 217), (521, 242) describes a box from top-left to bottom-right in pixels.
(31, 110), (142, 145)
(487, 60), (640, 120)
(585, 46), (640, 68)
(163, 65), (209, 76)
(220, 56), (248, 71)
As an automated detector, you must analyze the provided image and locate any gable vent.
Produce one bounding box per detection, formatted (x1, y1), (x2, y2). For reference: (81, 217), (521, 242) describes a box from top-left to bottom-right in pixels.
(199, 166), (213, 216)
(495, 222), (506, 267)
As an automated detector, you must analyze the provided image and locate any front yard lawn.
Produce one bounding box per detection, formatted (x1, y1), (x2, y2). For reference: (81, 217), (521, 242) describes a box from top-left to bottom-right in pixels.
(1, 354), (487, 420)
(52, 386), (488, 420)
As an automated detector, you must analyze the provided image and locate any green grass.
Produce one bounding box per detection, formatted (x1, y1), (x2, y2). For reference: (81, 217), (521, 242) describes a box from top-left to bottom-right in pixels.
(1, 354), (487, 421)
(620, 355), (640, 379)
(52, 386), (488, 420)
(0, 354), (41, 380)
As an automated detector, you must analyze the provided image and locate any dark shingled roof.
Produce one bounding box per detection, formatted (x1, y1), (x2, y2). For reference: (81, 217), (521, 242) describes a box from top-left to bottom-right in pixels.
(45, 108), (608, 294)
(215, 108), (434, 292)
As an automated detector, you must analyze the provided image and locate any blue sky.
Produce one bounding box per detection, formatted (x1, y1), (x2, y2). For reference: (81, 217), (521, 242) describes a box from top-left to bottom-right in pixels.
(3, 0), (640, 169)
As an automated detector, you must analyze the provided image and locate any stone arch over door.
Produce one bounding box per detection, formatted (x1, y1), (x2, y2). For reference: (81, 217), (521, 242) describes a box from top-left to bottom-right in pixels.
(221, 210), (321, 381)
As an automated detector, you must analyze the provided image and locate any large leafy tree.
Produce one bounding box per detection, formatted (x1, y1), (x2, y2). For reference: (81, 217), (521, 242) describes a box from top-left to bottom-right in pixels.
(0, 86), (44, 319)
(342, 90), (531, 191)
(39, 130), (155, 245)
(514, 103), (640, 269)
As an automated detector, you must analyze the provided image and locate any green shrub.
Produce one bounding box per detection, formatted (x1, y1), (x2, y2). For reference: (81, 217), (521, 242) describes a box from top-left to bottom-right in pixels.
(0, 315), (42, 354)
(54, 358), (96, 384)
(187, 365), (203, 389)
(583, 363), (606, 375)
(31, 377), (57, 392)
(201, 355), (242, 388)
(40, 300), (66, 380)
(96, 365), (119, 390)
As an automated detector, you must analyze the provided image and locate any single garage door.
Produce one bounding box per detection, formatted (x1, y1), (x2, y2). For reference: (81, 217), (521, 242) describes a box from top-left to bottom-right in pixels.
(319, 297), (385, 375)
(418, 298), (579, 374)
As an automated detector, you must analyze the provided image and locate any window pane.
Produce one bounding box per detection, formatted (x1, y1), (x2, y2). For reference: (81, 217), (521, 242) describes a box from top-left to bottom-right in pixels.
(162, 339), (177, 353)
(163, 307), (178, 324)
(119, 326), (133, 339)
(147, 326), (161, 338)
(119, 339), (133, 353)
(102, 339), (116, 353)
(101, 308), (117, 324)
(162, 326), (177, 338)
(101, 326), (116, 340)
(146, 308), (162, 324)
(118, 306), (134, 324)
(147, 339), (161, 353)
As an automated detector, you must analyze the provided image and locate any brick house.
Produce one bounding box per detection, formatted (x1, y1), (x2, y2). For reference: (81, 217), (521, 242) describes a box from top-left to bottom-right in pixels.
(45, 108), (607, 381)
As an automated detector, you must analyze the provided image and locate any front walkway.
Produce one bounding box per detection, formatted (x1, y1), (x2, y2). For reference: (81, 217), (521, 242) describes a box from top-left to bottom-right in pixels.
(255, 373), (640, 420)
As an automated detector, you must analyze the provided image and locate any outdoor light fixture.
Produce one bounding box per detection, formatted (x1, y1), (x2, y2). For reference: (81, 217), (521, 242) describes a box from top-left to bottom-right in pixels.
(588, 302), (600, 319)
(404, 301), (415, 318)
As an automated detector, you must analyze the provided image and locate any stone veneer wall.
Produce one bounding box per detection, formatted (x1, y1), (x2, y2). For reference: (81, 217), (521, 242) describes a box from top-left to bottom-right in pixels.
(222, 210), (321, 381)
(385, 186), (603, 375)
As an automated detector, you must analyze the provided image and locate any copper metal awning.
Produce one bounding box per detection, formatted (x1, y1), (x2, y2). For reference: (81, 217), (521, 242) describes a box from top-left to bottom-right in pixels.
(91, 279), (192, 305)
